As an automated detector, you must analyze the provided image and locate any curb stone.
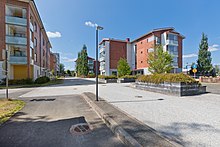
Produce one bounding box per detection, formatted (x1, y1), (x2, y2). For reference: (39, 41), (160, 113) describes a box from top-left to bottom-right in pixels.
(82, 93), (142, 147)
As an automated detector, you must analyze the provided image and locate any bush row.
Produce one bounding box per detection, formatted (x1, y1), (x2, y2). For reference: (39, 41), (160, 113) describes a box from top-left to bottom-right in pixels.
(4, 76), (50, 85)
(98, 75), (117, 79)
(137, 73), (197, 84)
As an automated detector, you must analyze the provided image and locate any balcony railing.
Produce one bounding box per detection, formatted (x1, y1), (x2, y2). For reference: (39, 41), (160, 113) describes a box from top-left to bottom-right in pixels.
(166, 40), (178, 46)
(100, 47), (105, 53)
(5, 16), (27, 26)
(6, 36), (27, 45)
(9, 56), (27, 64)
(99, 56), (105, 62)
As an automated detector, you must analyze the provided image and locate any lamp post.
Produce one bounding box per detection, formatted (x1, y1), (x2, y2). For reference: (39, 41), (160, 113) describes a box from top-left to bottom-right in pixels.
(96, 26), (103, 101)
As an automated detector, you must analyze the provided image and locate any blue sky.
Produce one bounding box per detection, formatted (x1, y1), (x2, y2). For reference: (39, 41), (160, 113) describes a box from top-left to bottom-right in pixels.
(35, 0), (220, 70)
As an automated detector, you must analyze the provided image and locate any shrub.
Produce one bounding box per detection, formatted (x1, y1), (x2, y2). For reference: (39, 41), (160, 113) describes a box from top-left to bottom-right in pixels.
(34, 76), (50, 84)
(98, 75), (117, 79)
(86, 74), (95, 78)
(120, 75), (137, 79)
(137, 73), (197, 84)
(8, 78), (33, 85)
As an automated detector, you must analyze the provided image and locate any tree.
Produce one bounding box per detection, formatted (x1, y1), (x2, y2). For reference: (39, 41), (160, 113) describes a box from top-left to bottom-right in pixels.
(117, 58), (131, 77)
(66, 70), (71, 76)
(81, 45), (89, 76)
(215, 65), (220, 76)
(75, 45), (89, 77)
(197, 33), (213, 76)
(59, 63), (65, 75)
(148, 45), (173, 74)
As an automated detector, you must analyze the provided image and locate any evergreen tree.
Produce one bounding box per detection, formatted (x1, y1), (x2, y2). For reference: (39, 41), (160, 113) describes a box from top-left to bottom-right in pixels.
(148, 45), (173, 74)
(76, 52), (82, 76)
(81, 45), (89, 76)
(197, 33), (213, 76)
(117, 58), (131, 77)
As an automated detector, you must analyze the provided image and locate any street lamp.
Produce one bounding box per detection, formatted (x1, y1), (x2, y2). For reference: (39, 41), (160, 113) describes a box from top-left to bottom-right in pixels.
(96, 25), (103, 101)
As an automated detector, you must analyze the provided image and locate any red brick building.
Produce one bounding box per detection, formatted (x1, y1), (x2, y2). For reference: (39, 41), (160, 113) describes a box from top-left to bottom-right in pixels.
(0, 0), (56, 80)
(99, 27), (185, 75)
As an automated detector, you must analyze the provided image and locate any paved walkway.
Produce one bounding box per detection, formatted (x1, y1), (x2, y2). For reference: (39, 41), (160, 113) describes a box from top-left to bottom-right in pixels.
(21, 77), (220, 146)
(0, 92), (125, 146)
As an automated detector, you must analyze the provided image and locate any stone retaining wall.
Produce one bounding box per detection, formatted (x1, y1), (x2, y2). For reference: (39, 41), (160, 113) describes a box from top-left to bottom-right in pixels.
(135, 82), (206, 96)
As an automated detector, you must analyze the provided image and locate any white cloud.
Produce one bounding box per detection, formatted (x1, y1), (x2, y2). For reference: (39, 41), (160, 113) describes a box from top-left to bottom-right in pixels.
(62, 57), (77, 63)
(183, 53), (197, 58)
(85, 21), (98, 28)
(209, 44), (220, 52)
(46, 31), (62, 38)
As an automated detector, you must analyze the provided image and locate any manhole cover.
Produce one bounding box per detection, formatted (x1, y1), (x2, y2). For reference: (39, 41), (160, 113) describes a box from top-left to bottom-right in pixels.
(135, 95), (143, 98)
(70, 123), (92, 135)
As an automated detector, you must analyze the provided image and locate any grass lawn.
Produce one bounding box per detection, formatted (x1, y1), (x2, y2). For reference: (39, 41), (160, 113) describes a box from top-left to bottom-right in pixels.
(0, 79), (64, 89)
(0, 99), (25, 124)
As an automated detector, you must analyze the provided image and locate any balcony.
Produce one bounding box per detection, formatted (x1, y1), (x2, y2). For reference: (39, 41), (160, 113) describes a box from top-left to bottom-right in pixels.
(100, 47), (105, 53)
(5, 16), (27, 26)
(99, 56), (105, 62)
(30, 40), (34, 48)
(30, 22), (34, 31)
(6, 36), (27, 45)
(166, 40), (178, 46)
(9, 56), (27, 65)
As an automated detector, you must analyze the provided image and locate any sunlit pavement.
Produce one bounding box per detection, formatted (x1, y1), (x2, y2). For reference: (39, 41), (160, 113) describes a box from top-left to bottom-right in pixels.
(21, 77), (220, 147)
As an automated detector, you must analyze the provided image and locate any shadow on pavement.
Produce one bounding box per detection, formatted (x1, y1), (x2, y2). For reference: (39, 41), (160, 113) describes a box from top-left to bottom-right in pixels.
(0, 114), (124, 147)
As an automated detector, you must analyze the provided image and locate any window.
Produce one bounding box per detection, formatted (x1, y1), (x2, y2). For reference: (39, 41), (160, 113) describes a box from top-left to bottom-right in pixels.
(112, 71), (117, 76)
(141, 61), (143, 63)
(6, 24), (26, 37)
(6, 5), (27, 18)
(167, 34), (178, 41)
(167, 45), (178, 56)
(34, 53), (37, 62)
(34, 37), (37, 47)
(146, 39), (148, 43)
(43, 39), (45, 46)
(34, 22), (37, 32)
(43, 50), (45, 56)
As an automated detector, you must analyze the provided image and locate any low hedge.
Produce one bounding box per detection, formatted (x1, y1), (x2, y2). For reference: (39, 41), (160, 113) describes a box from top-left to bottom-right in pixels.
(137, 73), (197, 84)
(34, 76), (50, 84)
(119, 75), (137, 79)
(86, 74), (96, 78)
(98, 75), (117, 79)
(8, 78), (33, 85)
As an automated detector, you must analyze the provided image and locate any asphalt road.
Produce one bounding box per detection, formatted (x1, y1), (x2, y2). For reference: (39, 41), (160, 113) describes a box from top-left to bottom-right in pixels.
(0, 82), (125, 147)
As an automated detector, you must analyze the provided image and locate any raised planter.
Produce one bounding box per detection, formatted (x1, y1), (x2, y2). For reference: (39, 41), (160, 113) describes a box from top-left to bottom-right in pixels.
(199, 76), (220, 83)
(117, 78), (136, 83)
(98, 78), (117, 84)
(135, 82), (206, 96)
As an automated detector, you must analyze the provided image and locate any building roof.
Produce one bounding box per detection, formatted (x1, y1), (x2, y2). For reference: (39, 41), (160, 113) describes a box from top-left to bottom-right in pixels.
(99, 38), (128, 45)
(131, 27), (185, 43)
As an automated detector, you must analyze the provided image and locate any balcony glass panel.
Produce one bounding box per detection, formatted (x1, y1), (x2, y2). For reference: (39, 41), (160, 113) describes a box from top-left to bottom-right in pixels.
(6, 36), (27, 45)
(9, 56), (27, 64)
(5, 16), (27, 26)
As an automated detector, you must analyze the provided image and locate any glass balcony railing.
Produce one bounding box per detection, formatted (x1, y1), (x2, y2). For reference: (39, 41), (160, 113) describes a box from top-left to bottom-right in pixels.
(5, 16), (27, 26)
(166, 40), (178, 46)
(9, 56), (27, 64)
(6, 36), (27, 45)
(30, 40), (34, 48)
(99, 56), (105, 62)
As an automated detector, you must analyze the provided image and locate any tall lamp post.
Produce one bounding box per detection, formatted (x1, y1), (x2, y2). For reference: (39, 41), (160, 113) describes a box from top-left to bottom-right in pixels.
(96, 26), (103, 101)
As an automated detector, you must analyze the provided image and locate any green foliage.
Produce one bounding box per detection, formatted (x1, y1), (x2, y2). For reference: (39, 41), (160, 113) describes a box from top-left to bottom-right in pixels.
(137, 73), (197, 84)
(86, 73), (95, 78)
(59, 63), (65, 75)
(215, 65), (220, 76)
(197, 33), (213, 75)
(76, 45), (89, 76)
(66, 70), (71, 76)
(98, 75), (117, 79)
(8, 78), (33, 85)
(148, 45), (173, 74)
(120, 75), (137, 79)
(34, 76), (50, 84)
(117, 58), (131, 77)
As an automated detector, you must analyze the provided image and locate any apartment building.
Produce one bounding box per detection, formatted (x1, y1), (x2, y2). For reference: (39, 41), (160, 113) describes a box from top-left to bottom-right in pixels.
(0, 0), (53, 80)
(75, 56), (100, 75)
(99, 27), (185, 75)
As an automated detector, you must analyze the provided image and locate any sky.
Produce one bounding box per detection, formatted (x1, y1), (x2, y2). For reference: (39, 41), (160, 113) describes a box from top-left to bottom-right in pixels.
(35, 0), (220, 70)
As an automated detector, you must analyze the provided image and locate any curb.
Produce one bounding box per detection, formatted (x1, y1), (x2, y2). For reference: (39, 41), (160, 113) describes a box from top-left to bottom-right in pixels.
(82, 93), (142, 147)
